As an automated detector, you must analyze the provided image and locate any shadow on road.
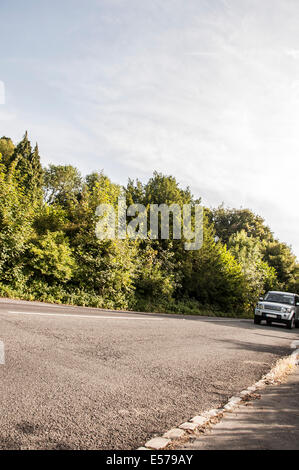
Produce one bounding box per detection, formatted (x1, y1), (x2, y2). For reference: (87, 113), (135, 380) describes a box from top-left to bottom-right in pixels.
(216, 337), (290, 356)
(191, 370), (299, 450)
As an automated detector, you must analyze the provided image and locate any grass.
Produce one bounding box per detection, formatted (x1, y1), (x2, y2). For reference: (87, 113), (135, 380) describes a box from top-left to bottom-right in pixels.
(133, 297), (252, 318)
(0, 282), (252, 319)
(262, 353), (298, 385)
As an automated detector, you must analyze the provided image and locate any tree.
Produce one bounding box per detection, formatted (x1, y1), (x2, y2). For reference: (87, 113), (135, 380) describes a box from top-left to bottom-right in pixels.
(29, 143), (44, 198)
(64, 171), (136, 309)
(33, 204), (68, 235)
(44, 164), (82, 208)
(144, 171), (195, 206)
(134, 241), (178, 302)
(10, 132), (43, 201)
(228, 230), (277, 308)
(181, 214), (246, 311)
(27, 231), (75, 283)
(263, 240), (298, 291)
(0, 158), (33, 287)
(0, 134), (297, 314)
(209, 206), (273, 245)
(0, 136), (15, 168)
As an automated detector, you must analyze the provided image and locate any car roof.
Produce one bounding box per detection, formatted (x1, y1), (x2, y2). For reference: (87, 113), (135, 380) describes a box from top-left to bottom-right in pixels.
(267, 291), (297, 296)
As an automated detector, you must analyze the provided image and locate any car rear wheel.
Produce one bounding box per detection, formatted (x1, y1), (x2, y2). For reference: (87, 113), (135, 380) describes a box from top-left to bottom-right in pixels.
(254, 316), (261, 325)
(287, 316), (295, 330)
(266, 320), (272, 326)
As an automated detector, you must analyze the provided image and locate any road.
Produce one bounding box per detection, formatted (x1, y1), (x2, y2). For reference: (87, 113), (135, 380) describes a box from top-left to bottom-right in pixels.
(0, 298), (297, 450)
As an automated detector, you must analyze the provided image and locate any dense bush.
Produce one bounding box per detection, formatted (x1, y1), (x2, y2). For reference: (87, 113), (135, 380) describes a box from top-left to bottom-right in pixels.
(0, 133), (298, 316)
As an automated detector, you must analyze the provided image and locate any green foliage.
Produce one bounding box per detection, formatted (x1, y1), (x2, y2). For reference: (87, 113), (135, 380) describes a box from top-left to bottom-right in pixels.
(263, 239), (298, 291)
(0, 136), (15, 168)
(209, 206), (273, 245)
(44, 164), (82, 207)
(181, 215), (246, 311)
(33, 204), (68, 235)
(27, 231), (75, 283)
(143, 171), (195, 206)
(10, 132), (44, 200)
(228, 230), (277, 309)
(0, 157), (33, 284)
(134, 242), (178, 301)
(73, 237), (137, 309)
(210, 206), (299, 295)
(0, 133), (297, 317)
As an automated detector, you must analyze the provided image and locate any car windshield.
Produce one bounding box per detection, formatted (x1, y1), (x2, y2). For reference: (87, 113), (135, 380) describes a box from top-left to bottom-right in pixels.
(264, 293), (295, 305)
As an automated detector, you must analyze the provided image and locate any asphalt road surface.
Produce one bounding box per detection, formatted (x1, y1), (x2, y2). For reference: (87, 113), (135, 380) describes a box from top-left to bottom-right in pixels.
(0, 298), (297, 450)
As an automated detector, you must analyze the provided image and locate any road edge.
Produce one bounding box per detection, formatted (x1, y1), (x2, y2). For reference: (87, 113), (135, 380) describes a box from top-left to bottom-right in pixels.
(138, 345), (299, 450)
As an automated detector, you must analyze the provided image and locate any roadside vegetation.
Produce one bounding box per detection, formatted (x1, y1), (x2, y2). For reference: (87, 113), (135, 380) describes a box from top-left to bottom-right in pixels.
(0, 133), (298, 317)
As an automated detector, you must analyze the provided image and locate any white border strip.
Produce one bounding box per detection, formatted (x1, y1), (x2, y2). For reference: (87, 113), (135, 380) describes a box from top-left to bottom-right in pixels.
(7, 311), (162, 321)
(141, 340), (299, 450)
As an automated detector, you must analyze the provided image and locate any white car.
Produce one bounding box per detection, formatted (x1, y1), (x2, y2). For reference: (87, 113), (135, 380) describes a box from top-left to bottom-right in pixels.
(254, 291), (299, 329)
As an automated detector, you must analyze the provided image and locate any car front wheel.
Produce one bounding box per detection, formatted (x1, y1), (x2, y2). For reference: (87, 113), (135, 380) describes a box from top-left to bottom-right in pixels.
(254, 316), (261, 325)
(287, 316), (295, 330)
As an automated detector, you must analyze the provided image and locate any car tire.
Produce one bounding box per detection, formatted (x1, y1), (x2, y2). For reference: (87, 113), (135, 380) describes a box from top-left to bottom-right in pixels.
(287, 316), (295, 330)
(254, 316), (261, 325)
(266, 320), (272, 326)
(295, 320), (299, 329)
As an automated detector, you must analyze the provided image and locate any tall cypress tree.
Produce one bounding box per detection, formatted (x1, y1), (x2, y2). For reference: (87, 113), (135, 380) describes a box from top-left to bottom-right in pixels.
(30, 143), (44, 197)
(12, 131), (43, 201)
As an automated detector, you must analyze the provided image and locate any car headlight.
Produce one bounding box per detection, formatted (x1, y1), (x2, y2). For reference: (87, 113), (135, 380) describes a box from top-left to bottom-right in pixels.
(281, 307), (293, 313)
(257, 303), (264, 309)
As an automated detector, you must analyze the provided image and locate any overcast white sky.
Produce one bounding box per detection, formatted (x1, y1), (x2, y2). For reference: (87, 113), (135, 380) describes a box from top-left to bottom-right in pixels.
(1, 0), (299, 256)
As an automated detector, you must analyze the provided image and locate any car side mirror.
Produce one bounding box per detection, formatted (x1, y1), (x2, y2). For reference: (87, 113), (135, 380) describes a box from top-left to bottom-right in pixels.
(259, 297), (264, 301)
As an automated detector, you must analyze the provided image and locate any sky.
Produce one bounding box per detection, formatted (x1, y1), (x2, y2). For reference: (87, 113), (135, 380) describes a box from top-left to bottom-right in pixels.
(0, 0), (299, 256)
